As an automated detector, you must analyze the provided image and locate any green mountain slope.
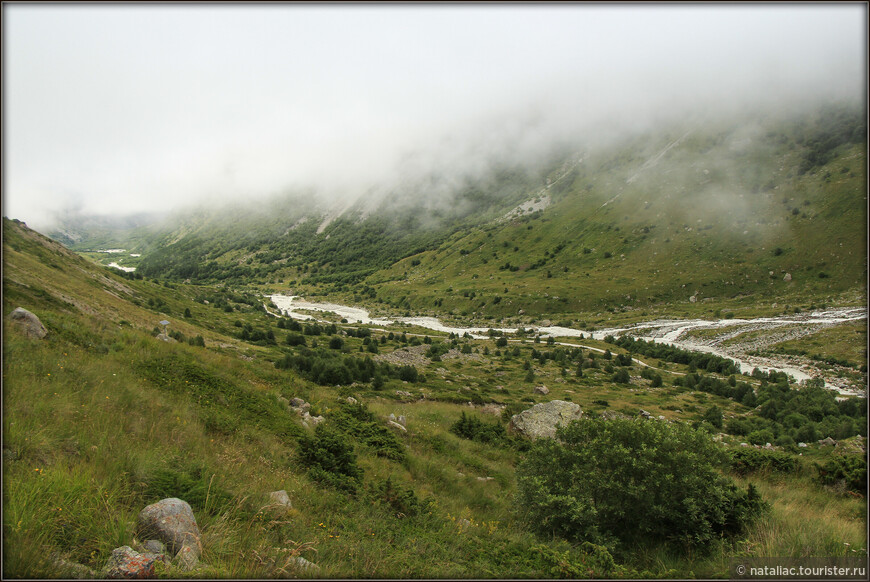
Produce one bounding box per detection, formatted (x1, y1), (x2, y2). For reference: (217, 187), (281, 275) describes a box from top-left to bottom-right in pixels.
(57, 102), (864, 323)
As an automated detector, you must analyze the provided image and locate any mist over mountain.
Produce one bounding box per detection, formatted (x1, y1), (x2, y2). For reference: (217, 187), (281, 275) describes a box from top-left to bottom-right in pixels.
(4, 4), (865, 231)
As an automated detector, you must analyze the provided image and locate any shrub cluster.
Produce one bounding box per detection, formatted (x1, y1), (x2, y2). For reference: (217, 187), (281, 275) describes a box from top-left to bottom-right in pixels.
(816, 455), (867, 493)
(516, 418), (766, 553)
(727, 448), (800, 475)
(450, 411), (507, 444)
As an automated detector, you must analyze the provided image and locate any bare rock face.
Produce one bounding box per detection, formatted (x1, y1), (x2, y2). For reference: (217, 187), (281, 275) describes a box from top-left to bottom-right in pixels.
(137, 498), (201, 570)
(7, 307), (48, 339)
(508, 400), (583, 440)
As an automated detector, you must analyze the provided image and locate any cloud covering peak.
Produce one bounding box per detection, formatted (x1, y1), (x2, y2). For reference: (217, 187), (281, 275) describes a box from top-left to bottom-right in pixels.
(4, 3), (866, 230)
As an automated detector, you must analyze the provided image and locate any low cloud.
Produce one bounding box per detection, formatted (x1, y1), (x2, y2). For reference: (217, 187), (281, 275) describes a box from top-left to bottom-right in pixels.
(3, 4), (865, 231)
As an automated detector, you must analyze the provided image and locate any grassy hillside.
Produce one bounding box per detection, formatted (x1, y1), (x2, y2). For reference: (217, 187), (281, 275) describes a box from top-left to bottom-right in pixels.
(3, 217), (866, 578)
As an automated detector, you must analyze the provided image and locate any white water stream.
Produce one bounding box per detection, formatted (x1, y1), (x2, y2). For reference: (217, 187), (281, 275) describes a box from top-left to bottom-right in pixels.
(267, 295), (866, 396)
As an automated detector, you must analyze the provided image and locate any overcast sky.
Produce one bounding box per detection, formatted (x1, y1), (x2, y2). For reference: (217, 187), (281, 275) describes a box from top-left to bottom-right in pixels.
(3, 3), (866, 230)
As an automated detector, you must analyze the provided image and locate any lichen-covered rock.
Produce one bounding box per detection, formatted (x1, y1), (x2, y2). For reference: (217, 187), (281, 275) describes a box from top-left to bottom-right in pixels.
(7, 307), (47, 339)
(137, 498), (201, 570)
(103, 546), (158, 579)
(534, 385), (549, 395)
(508, 400), (583, 440)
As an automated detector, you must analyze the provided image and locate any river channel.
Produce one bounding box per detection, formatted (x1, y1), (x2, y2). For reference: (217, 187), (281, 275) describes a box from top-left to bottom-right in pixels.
(267, 295), (866, 397)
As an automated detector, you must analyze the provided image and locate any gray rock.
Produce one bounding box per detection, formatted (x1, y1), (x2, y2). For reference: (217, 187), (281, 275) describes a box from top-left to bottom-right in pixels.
(818, 437), (837, 447)
(783, 273), (792, 282)
(293, 556), (320, 572)
(397, 415), (406, 427)
(137, 498), (201, 570)
(289, 397), (306, 408)
(534, 385), (550, 395)
(387, 420), (407, 432)
(302, 411), (324, 426)
(389, 413), (397, 422)
(509, 400), (583, 440)
(8, 307), (47, 339)
(639, 409), (651, 419)
(346, 397), (358, 404)
(156, 333), (177, 343)
(798, 442), (808, 448)
(103, 546), (158, 579)
(141, 540), (166, 555)
(51, 553), (97, 579)
(268, 490), (292, 508)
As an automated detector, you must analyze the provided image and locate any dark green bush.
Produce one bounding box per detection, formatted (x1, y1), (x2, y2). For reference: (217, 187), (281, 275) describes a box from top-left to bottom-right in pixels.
(816, 454), (867, 493)
(727, 447), (800, 475)
(298, 423), (362, 494)
(516, 418), (766, 553)
(366, 477), (434, 518)
(450, 411), (506, 444)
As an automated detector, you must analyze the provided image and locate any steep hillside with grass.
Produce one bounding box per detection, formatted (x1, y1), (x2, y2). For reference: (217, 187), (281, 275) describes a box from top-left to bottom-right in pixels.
(3, 216), (866, 578)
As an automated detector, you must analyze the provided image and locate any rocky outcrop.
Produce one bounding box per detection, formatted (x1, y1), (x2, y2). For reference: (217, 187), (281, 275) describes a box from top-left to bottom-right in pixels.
(508, 400), (583, 439)
(533, 385), (549, 395)
(137, 498), (201, 570)
(7, 307), (48, 339)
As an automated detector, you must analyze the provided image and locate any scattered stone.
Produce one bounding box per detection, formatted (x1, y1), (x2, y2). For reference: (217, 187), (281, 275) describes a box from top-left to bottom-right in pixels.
(639, 409), (651, 419)
(155, 334), (177, 343)
(293, 557), (320, 572)
(103, 546), (158, 579)
(141, 540), (166, 556)
(600, 410), (629, 420)
(7, 307), (48, 339)
(289, 397), (306, 408)
(302, 411), (324, 426)
(658, 415), (666, 420)
(476, 476), (494, 482)
(397, 415), (406, 426)
(396, 390), (414, 399)
(740, 442), (750, 447)
(389, 413), (397, 422)
(818, 437), (837, 447)
(137, 498), (201, 570)
(798, 442), (808, 448)
(51, 553), (98, 579)
(387, 420), (407, 432)
(783, 273), (792, 282)
(534, 385), (550, 395)
(346, 397), (358, 405)
(509, 400), (583, 440)
(268, 490), (292, 508)
(456, 472), (465, 478)
(764, 442), (775, 450)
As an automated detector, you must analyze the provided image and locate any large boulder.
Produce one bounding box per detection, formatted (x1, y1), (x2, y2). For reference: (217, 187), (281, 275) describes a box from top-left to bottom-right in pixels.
(508, 400), (583, 440)
(7, 307), (48, 339)
(137, 498), (201, 570)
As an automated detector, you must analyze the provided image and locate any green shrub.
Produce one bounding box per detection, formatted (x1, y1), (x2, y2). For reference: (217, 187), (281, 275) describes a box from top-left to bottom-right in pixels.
(727, 448), (800, 475)
(142, 463), (233, 515)
(516, 418), (766, 553)
(450, 411), (506, 444)
(366, 476), (434, 518)
(816, 454), (867, 493)
(298, 423), (362, 494)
